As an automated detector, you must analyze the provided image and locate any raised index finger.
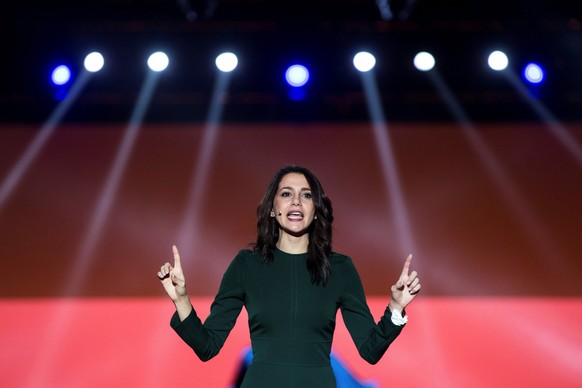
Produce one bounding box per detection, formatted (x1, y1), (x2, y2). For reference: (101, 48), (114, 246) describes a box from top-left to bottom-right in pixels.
(401, 254), (413, 277)
(172, 245), (182, 269)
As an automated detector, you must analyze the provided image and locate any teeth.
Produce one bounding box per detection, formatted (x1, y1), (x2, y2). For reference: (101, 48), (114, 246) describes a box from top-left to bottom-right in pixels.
(287, 211), (304, 219)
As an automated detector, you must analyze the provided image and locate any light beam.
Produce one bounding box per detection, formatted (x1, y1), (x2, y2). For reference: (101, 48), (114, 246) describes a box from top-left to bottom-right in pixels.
(426, 69), (566, 267)
(177, 70), (234, 255)
(502, 69), (582, 168)
(359, 70), (416, 258)
(0, 71), (92, 213)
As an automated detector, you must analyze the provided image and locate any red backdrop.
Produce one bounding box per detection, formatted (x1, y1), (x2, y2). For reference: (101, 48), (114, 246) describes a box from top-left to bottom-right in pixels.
(1, 122), (581, 387)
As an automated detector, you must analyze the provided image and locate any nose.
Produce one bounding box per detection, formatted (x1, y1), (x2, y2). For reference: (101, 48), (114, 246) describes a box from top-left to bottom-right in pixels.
(292, 196), (301, 206)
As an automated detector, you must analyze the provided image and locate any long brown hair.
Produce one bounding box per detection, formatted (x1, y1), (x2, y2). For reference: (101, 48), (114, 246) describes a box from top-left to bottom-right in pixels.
(253, 165), (334, 285)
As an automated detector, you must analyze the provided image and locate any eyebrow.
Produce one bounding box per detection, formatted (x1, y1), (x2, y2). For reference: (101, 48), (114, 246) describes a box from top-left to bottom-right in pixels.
(279, 186), (311, 192)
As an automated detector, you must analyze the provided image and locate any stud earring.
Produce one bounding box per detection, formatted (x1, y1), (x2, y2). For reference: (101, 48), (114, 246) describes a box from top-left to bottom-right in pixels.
(270, 210), (275, 217)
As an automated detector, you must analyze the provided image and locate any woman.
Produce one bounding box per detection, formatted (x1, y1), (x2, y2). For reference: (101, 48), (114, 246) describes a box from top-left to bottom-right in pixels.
(157, 164), (421, 387)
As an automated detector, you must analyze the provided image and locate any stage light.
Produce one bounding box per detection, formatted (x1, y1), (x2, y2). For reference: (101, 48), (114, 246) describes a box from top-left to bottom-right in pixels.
(177, 0), (220, 21)
(376, 0), (418, 20)
(147, 52), (169, 72)
(51, 65), (71, 86)
(84, 52), (104, 73)
(285, 64), (309, 87)
(488, 50), (509, 71)
(523, 63), (544, 84)
(215, 52), (238, 72)
(413, 52), (435, 71)
(376, 0), (394, 20)
(353, 52), (376, 72)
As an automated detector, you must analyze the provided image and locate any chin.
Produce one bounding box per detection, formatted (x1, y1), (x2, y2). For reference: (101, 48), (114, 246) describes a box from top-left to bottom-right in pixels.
(280, 225), (309, 237)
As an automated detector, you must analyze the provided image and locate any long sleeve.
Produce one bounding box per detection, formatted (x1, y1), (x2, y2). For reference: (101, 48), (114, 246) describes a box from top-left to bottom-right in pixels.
(170, 252), (247, 361)
(339, 257), (404, 365)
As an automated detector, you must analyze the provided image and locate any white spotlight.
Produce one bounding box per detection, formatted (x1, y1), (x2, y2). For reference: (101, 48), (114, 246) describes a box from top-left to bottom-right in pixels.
(353, 51), (376, 72)
(488, 50), (509, 71)
(84, 52), (104, 73)
(413, 52), (435, 71)
(215, 52), (238, 72)
(147, 52), (169, 72)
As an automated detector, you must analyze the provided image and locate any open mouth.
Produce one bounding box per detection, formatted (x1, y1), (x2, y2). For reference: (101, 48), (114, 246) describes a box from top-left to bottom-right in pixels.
(287, 211), (304, 221)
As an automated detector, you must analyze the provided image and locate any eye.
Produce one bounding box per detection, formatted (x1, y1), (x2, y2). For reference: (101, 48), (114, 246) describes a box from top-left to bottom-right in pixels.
(281, 191), (291, 197)
(302, 192), (312, 199)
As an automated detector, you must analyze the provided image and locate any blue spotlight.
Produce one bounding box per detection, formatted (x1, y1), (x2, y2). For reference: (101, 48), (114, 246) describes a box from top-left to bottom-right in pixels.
(523, 63), (544, 84)
(51, 65), (71, 86)
(285, 64), (309, 87)
(50, 65), (73, 101)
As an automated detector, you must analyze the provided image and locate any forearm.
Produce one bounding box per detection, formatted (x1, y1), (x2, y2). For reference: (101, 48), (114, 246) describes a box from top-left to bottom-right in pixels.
(170, 296), (240, 362)
(170, 305), (220, 362)
(173, 295), (193, 321)
(358, 309), (405, 364)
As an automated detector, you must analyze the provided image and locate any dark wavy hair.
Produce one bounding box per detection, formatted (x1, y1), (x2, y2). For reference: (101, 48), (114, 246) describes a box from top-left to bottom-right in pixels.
(253, 164), (334, 285)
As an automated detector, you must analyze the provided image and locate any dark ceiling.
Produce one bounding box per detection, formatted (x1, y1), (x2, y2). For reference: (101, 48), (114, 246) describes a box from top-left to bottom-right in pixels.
(1, 0), (581, 123)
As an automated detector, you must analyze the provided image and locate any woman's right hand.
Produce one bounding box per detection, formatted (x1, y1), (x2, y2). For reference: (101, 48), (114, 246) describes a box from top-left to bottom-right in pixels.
(157, 245), (188, 302)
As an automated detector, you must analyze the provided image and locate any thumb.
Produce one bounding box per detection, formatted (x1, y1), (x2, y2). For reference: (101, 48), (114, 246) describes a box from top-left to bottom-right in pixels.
(171, 272), (183, 285)
(393, 279), (404, 291)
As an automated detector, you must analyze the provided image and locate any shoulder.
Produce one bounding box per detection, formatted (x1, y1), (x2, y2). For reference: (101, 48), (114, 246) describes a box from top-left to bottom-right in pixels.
(329, 251), (354, 265)
(232, 249), (262, 265)
(329, 252), (365, 289)
(329, 252), (358, 272)
(222, 249), (260, 280)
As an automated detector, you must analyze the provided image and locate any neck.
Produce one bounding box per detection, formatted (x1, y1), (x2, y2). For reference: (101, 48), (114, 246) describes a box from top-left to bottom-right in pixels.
(276, 232), (309, 254)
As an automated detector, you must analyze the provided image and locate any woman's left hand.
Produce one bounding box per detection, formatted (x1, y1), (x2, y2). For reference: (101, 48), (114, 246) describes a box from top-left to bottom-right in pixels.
(389, 254), (421, 313)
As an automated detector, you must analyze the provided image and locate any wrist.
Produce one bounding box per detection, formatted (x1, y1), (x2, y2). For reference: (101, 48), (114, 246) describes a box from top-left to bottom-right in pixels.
(173, 295), (191, 308)
(173, 296), (193, 322)
(387, 301), (408, 326)
(388, 300), (404, 314)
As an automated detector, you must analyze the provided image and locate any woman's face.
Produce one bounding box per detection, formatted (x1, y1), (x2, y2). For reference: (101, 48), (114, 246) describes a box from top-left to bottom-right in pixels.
(272, 173), (316, 236)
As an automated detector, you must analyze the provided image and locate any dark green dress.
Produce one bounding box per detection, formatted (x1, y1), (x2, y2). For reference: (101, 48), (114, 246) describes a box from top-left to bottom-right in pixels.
(171, 248), (404, 387)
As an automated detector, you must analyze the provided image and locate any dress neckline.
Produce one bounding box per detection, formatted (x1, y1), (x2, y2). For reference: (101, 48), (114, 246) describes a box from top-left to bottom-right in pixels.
(274, 247), (308, 258)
